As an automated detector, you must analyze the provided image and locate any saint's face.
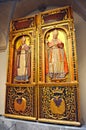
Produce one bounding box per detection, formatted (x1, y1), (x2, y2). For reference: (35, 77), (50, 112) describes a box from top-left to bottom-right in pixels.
(52, 30), (58, 39)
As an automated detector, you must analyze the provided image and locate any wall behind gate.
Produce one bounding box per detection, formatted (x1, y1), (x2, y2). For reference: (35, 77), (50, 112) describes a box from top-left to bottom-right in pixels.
(0, 11), (86, 125)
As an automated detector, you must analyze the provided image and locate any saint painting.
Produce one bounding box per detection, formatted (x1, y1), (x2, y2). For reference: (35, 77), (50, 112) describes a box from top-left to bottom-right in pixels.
(45, 29), (68, 82)
(13, 35), (31, 83)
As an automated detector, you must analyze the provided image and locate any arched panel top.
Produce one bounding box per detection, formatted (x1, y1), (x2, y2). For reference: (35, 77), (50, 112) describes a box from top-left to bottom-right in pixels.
(44, 27), (69, 44)
(12, 33), (32, 48)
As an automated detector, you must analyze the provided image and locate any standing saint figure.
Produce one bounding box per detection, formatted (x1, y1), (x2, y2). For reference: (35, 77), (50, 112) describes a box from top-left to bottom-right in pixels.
(14, 36), (31, 82)
(45, 29), (68, 80)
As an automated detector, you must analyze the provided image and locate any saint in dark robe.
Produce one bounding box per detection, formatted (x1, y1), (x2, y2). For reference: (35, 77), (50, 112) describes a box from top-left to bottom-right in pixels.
(14, 36), (31, 83)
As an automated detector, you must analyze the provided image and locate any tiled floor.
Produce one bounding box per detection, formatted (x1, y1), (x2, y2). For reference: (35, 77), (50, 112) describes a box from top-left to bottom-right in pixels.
(0, 116), (85, 130)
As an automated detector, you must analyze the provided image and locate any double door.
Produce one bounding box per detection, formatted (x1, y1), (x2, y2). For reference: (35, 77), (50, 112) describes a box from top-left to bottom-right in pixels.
(5, 6), (81, 126)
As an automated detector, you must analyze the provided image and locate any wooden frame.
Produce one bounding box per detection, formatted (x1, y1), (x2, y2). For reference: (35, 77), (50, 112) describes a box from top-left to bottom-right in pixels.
(5, 15), (38, 120)
(5, 6), (81, 126)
